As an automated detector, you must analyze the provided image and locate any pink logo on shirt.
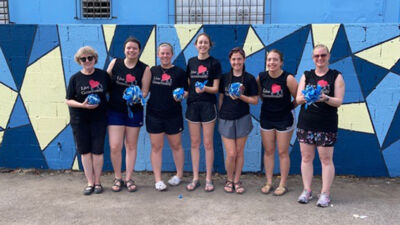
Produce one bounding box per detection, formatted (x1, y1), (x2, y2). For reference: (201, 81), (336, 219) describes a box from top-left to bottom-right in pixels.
(89, 80), (100, 89)
(126, 74), (136, 83)
(317, 80), (328, 87)
(198, 65), (207, 74)
(161, 73), (171, 81)
(271, 83), (282, 94)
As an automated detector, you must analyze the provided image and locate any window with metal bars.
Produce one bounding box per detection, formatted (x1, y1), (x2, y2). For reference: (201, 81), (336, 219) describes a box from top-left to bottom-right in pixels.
(0, 0), (9, 24)
(175, 0), (264, 24)
(81, 0), (111, 19)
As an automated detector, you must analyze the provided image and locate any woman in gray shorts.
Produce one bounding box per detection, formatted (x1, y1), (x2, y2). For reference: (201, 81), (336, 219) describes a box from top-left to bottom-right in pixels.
(218, 47), (258, 194)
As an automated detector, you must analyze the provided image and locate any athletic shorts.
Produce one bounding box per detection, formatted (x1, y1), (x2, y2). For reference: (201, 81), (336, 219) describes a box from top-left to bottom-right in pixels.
(186, 101), (217, 123)
(107, 110), (144, 127)
(71, 120), (107, 155)
(296, 128), (337, 147)
(146, 113), (184, 135)
(260, 111), (295, 132)
(218, 114), (253, 139)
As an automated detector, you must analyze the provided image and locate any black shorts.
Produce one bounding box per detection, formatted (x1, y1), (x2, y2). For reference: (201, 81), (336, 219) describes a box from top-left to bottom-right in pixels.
(296, 128), (337, 147)
(185, 101), (217, 123)
(71, 120), (107, 155)
(146, 113), (184, 135)
(260, 111), (295, 132)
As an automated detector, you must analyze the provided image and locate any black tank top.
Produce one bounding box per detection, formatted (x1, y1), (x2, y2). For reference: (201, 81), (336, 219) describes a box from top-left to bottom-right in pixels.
(259, 71), (294, 122)
(297, 69), (340, 132)
(109, 58), (147, 113)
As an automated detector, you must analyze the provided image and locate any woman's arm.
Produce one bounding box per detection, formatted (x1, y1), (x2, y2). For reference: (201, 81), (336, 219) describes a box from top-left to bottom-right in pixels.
(65, 99), (97, 109)
(238, 95), (258, 105)
(296, 74), (306, 105)
(287, 74), (298, 108)
(320, 74), (345, 107)
(106, 58), (116, 77)
(218, 93), (224, 110)
(141, 66), (151, 98)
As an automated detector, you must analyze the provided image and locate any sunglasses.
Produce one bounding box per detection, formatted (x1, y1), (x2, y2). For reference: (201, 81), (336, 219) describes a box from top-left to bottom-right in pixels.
(79, 56), (94, 62)
(313, 54), (328, 58)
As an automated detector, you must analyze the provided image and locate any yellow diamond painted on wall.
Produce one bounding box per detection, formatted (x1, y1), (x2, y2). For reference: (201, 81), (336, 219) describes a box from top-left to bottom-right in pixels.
(103, 24), (116, 51)
(174, 24), (202, 50)
(243, 26), (264, 57)
(140, 27), (156, 67)
(0, 83), (18, 129)
(355, 37), (400, 70)
(312, 24), (340, 51)
(20, 46), (70, 150)
(338, 102), (374, 134)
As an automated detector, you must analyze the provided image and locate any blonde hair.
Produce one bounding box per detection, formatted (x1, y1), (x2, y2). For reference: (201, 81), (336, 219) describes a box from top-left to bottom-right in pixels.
(313, 44), (330, 54)
(74, 46), (98, 65)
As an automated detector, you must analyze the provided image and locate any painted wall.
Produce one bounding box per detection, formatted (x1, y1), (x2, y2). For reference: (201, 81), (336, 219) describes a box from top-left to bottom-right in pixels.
(8, 0), (400, 24)
(0, 24), (400, 177)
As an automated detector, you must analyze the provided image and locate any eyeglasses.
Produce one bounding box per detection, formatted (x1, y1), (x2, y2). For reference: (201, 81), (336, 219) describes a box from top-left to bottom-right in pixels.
(313, 54), (328, 58)
(79, 56), (94, 62)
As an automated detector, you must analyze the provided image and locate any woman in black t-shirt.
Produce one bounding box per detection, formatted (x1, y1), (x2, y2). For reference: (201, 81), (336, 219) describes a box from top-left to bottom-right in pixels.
(185, 33), (221, 192)
(296, 44), (345, 207)
(146, 43), (188, 191)
(66, 46), (110, 195)
(257, 49), (298, 196)
(218, 47), (258, 194)
(106, 37), (151, 192)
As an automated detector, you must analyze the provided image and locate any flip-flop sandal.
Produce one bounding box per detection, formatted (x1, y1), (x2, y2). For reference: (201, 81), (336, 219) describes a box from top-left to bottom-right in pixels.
(273, 186), (288, 196)
(234, 181), (246, 194)
(125, 179), (137, 192)
(224, 180), (234, 193)
(261, 182), (273, 194)
(186, 180), (200, 191)
(204, 180), (214, 192)
(112, 178), (124, 192)
(94, 184), (103, 194)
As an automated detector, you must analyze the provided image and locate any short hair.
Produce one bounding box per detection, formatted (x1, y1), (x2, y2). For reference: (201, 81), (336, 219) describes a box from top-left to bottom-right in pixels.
(158, 42), (174, 55)
(124, 37), (141, 50)
(195, 33), (213, 47)
(313, 44), (330, 54)
(229, 47), (246, 59)
(266, 49), (284, 62)
(74, 46), (98, 65)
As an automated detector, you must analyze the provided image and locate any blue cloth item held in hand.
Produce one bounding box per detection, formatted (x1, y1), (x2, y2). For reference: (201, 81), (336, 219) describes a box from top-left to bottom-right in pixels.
(195, 80), (208, 91)
(123, 85), (145, 118)
(86, 94), (100, 105)
(302, 84), (322, 109)
(229, 82), (242, 98)
(173, 88), (184, 101)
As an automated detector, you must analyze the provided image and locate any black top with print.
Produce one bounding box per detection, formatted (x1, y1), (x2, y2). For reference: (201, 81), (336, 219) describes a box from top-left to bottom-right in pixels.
(218, 71), (258, 120)
(297, 69), (340, 132)
(146, 65), (188, 119)
(186, 56), (221, 105)
(109, 58), (148, 113)
(259, 71), (294, 122)
(66, 68), (110, 123)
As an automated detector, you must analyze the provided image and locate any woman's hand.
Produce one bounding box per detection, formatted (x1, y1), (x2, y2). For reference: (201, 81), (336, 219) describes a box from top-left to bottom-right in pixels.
(82, 99), (98, 109)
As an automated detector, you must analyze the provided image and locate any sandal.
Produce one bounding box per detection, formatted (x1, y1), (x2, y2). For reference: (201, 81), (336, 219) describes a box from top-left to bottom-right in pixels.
(204, 180), (214, 192)
(112, 178), (124, 192)
(83, 185), (94, 195)
(94, 184), (103, 194)
(224, 180), (234, 193)
(186, 180), (200, 192)
(125, 179), (137, 192)
(261, 182), (273, 194)
(234, 181), (246, 194)
(273, 186), (288, 196)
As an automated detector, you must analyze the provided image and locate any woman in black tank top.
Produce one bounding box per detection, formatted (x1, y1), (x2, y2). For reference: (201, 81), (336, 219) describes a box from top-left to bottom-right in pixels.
(295, 44), (345, 207)
(257, 49), (298, 196)
(106, 37), (151, 192)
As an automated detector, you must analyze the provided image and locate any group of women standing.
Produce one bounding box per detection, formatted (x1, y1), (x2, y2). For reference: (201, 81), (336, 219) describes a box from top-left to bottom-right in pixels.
(66, 33), (344, 208)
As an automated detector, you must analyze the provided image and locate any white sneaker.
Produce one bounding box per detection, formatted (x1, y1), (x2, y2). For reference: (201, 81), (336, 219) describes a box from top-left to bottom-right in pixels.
(155, 181), (167, 191)
(168, 175), (181, 186)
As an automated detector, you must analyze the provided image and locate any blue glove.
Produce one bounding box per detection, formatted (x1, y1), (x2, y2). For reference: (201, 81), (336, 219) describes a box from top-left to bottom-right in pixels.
(173, 88), (184, 101)
(302, 84), (322, 109)
(229, 82), (242, 98)
(86, 94), (100, 105)
(195, 80), (208, 91)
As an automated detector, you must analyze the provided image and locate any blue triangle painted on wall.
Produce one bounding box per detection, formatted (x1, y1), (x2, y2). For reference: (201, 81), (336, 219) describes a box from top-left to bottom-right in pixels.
(28, 25), (59, 65)
(382, 138), (400, 177)
(330, 25), (352, 63)
(382, 105), (400, 149)
(173, 51), (187, 70)
(390, 59), (400, 76)
(0, 25), (37, 90)
(8, 95), (30, 128)
(0, 47), (17, 91)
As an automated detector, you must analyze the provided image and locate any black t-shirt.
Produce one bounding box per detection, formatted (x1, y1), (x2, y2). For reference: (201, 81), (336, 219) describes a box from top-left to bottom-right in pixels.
(297, 69), (340, 132)
(109, 58), (148, 113)
(147, 65), (188, 119)
(259, 71), (294, 122)
(66, 68), (110, 123)
(186, 56), (222, 104)
(218, 71), (258, 120)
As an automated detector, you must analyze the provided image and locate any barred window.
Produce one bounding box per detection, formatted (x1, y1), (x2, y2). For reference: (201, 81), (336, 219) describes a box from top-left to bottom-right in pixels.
(176, 0), (264, 24)
(81, 0), (111, 19)
(0, 0), (9, 24)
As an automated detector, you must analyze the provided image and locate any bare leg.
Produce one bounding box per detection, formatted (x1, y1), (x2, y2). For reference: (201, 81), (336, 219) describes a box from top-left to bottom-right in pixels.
(188, 122), (201, 181)
(81, 153), (94, 186)
(276, 130), (293, 187)
(167, 132), (185, 178)
(150, 133), (165, 182)
(317, 146), (335, 194)
(202, 121), (215, 181)
(233, 136), (248, 183)
(261, 129), (276, 186)
(92, 153), (104, 185)
(300, 143), (316, 192)
(124, 127), (140, 181)
(108, 125), (125, 181)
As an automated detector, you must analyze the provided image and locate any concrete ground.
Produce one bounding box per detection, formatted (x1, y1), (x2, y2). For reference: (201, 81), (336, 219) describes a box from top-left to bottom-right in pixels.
(0, 170), (399, 225)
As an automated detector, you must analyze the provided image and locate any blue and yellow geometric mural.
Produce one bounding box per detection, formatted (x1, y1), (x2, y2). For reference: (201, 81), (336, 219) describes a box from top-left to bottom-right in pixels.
(0, 24), (399, 177)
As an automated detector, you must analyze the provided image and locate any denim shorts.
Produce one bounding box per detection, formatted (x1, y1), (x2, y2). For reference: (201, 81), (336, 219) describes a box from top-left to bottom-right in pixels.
(107, 110), (144, 127)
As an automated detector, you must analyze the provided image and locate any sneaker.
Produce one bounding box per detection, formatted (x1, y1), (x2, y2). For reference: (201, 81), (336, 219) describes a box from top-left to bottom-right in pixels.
(297, 190), (313, 204)
(168, 175), (182, 186)
(155, 181), (167, 191)
(316, 193), (331, 207)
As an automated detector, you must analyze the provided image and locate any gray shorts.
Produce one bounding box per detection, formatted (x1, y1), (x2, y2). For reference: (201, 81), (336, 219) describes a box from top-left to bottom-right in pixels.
(218, 114), (253, 139)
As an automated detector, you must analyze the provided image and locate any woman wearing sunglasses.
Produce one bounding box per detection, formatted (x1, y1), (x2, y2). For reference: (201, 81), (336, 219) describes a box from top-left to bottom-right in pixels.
(66, 46), (110, 195)
(106, 37), (151, 192)
(296, 44), (345, 207)
(218, 47), (258, 194)
(146, 43), (188, 191)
